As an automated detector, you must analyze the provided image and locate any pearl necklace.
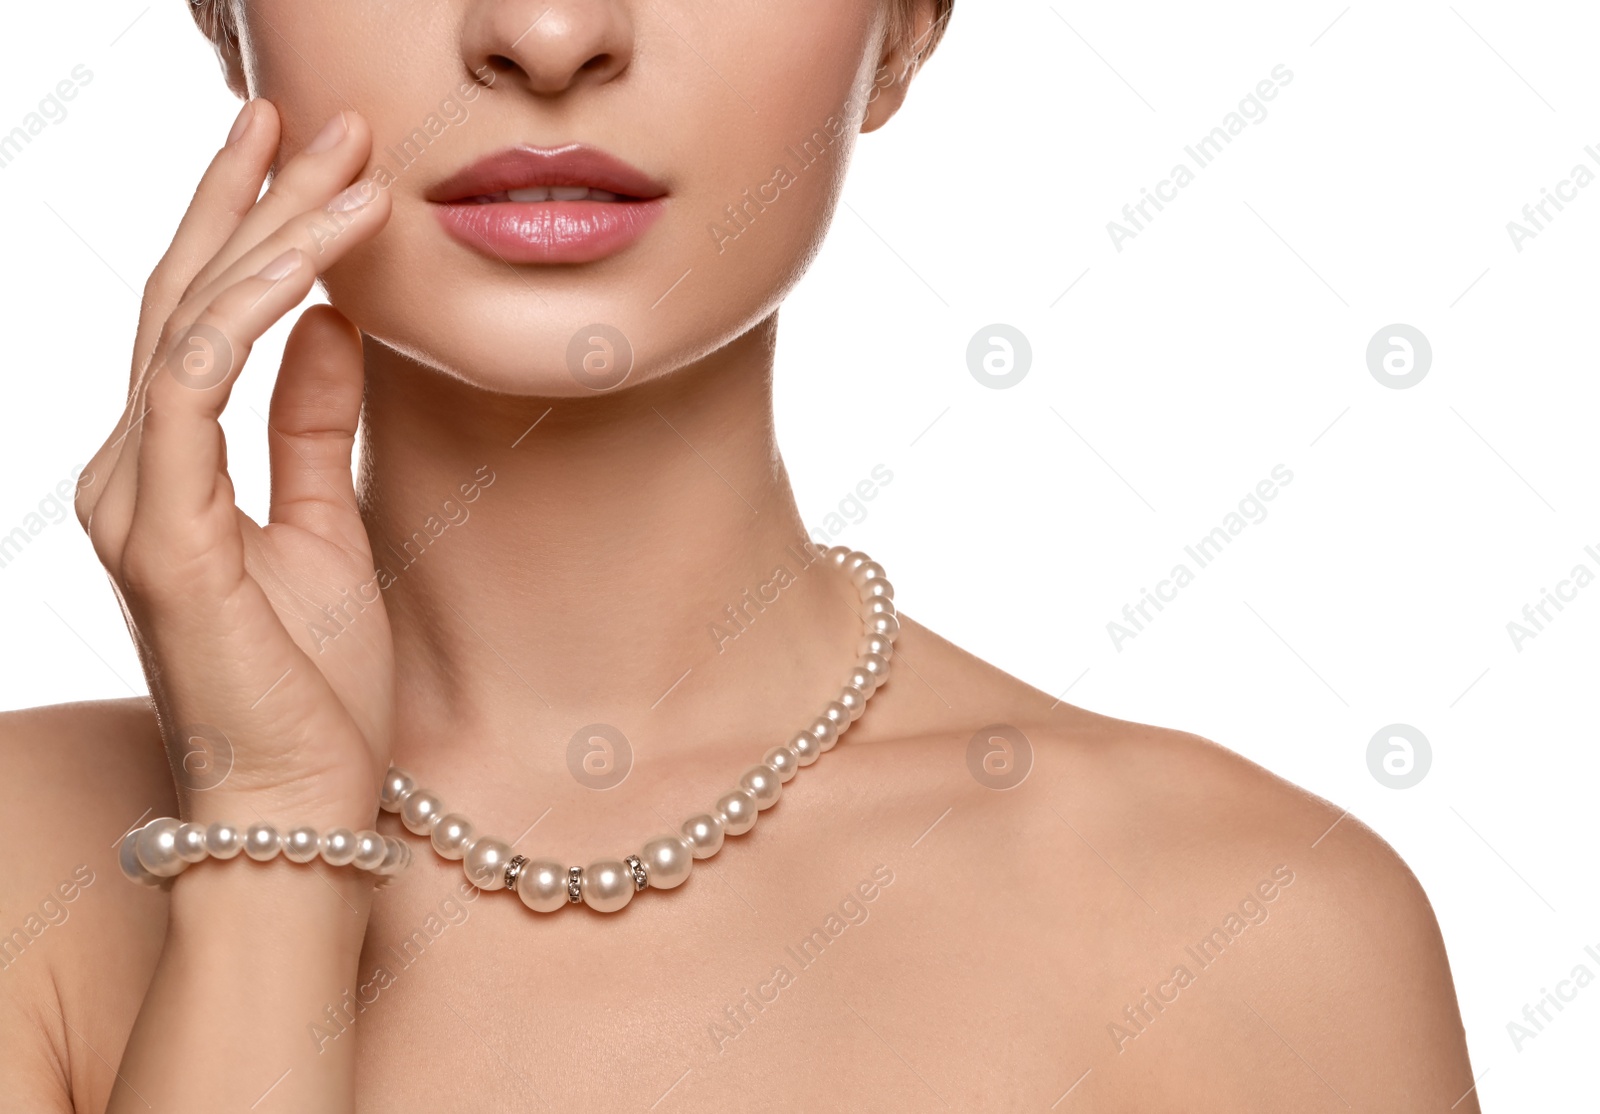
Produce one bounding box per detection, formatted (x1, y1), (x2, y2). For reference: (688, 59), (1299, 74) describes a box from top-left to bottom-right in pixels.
(378, 545), (897, 913)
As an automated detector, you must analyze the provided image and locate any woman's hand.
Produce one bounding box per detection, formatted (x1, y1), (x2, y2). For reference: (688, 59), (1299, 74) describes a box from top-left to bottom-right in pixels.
(75, 99), (396, 829)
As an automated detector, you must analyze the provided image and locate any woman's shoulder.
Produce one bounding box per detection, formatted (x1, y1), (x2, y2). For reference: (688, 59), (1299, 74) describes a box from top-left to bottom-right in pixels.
(0, 696), (173, 919)
(0, 696), (172, 827)
(0, 697), (172, 1111)
(883, 616), (1477, 1106)
(887, 614), (1421, 890)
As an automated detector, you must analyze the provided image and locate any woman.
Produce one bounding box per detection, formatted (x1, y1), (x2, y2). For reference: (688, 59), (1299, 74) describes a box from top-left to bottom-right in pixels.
(0, 0), (1479, 1109)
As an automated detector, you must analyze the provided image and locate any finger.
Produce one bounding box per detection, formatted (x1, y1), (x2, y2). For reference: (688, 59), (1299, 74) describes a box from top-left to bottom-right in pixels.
(83, 100), (280, 538)
(265, 305), (369, 556)
(77, 406), (144, 562)
(134, 249), (322, 552)
(131, 99), (283, 392)
(179, 109), (377, 305)
(89, 181), (391, 564)
(169, 166), (391, 339)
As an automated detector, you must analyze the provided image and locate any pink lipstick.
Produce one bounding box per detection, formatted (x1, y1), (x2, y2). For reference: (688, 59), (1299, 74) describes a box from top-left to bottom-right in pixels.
(425, 144), (668, 264)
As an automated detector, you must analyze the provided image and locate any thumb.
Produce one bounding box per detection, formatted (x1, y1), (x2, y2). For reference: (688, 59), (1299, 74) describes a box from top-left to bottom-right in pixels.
(265, 304), (367, 555)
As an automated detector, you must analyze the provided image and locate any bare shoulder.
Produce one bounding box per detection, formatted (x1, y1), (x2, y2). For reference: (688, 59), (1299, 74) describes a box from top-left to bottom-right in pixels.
(0, 697), (172, 852)
(879, 616), (1479, 1109)
(0, 698), (173, 1112)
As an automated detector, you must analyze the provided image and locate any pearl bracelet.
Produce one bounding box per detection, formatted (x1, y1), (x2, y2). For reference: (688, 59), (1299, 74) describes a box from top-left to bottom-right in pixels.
(118, 817), (411, 887)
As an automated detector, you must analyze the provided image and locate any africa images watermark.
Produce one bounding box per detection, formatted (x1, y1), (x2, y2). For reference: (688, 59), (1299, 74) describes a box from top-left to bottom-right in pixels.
(707, 863), (896, 1052)
(1106, 464), (1294, 651)
(1505, 938), (1600, 1053)
(707, 54), (905, 255)
(1107, 865), (1296, 1052)
(709, 539), (824, 654)
(1505, 143), (1600, 253)
(807, 463), (895, 547)
(1504, 542), (1600, 652)
(710, 463), (896, 654)
(0, 463), (91, 572)
(309, 883), (481, 1053)
(308, 464), (496, 652)
(0, 864), (96, 974)
(0, 63), (93, 173)
(308, 65), (497, 252)
(1107, 64), (1293, 252)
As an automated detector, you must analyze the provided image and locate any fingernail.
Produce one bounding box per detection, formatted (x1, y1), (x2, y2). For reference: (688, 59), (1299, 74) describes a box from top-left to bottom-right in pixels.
(225, 100), (255, 147)
(305, 112), (348, 154)
(256, 249), (301, 281)
(326, 179), (378, 212)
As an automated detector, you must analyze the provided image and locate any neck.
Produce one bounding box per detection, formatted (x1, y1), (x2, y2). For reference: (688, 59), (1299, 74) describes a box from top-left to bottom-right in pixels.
(354, 313), (867, 835)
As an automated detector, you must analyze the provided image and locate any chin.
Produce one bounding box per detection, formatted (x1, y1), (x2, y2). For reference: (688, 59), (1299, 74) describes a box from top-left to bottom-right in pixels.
(324, 210), (803, 399)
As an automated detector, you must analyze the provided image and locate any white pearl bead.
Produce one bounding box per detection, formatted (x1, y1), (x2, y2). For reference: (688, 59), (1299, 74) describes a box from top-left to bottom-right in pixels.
(838, 686), (867, 721)
(244, 822), (281, 862)
(868, 612), (900, 642)
(353, 830), (387, 871)
(859, 653), (891, 687)
(464, 836), (513, 890)
(135, 818), (186, 877)
(379, 768), (415, 812)
(174, 822), (209, 863)
(857, 633), (893, 660)
(791, 731), (822, 765)
(860, 577), (894, 601)
(716, 789), (759, 835)
(680, 813), (725, 858)
(850, 560), (886, 588)
(825, 545), (852, 567)
(808, 715), (840, 752)
(118, 830), (161, 886)
(821, 700), (851, 734)
(377, 837), (407, 875)
(763, 745), (800, 782)
(640, 835), (694, 889)
(861, 596), (896, 618)
(845, 666), (877, 696)
(400, 790), (444, 835)
(516, 860), (570, 912)
(580, 861), (635, 912)
(430, 814), (475, 860)
(204, 821), (244, 859)
(283, 826), (321, 863)
(322, 828), (359, 866)
(843, 551), (871, 575)
(739, 764), (783, 809)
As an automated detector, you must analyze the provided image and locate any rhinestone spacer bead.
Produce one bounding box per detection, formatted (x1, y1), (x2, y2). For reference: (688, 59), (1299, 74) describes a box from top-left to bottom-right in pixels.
(624, 854), (648, 891)
(567, 866), (583, 903)
(503, 854), (529, 890)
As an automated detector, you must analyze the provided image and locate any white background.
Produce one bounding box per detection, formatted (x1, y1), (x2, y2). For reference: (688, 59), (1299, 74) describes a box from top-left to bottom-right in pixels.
(1, 1), (1596, 1107)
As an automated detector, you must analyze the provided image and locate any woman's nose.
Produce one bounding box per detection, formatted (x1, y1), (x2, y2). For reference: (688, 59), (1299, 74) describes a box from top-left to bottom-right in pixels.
(458, 0), (636, 96)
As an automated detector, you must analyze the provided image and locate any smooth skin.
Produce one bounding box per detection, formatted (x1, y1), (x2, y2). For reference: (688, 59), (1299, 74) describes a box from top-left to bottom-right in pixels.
(0, 1), (1479, 1110)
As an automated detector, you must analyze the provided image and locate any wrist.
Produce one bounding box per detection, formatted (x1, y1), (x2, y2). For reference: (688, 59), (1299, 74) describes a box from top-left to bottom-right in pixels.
(163, 853), (376, 963)
(179, 783), (381, 833)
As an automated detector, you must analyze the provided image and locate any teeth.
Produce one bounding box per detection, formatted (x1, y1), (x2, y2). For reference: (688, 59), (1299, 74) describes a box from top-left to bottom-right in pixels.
(500, 186), (621, 202)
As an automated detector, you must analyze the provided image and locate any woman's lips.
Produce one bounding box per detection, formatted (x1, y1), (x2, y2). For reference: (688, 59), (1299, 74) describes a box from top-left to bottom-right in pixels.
(426, 144), (668, 265)
(431, 196), (666, 264)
